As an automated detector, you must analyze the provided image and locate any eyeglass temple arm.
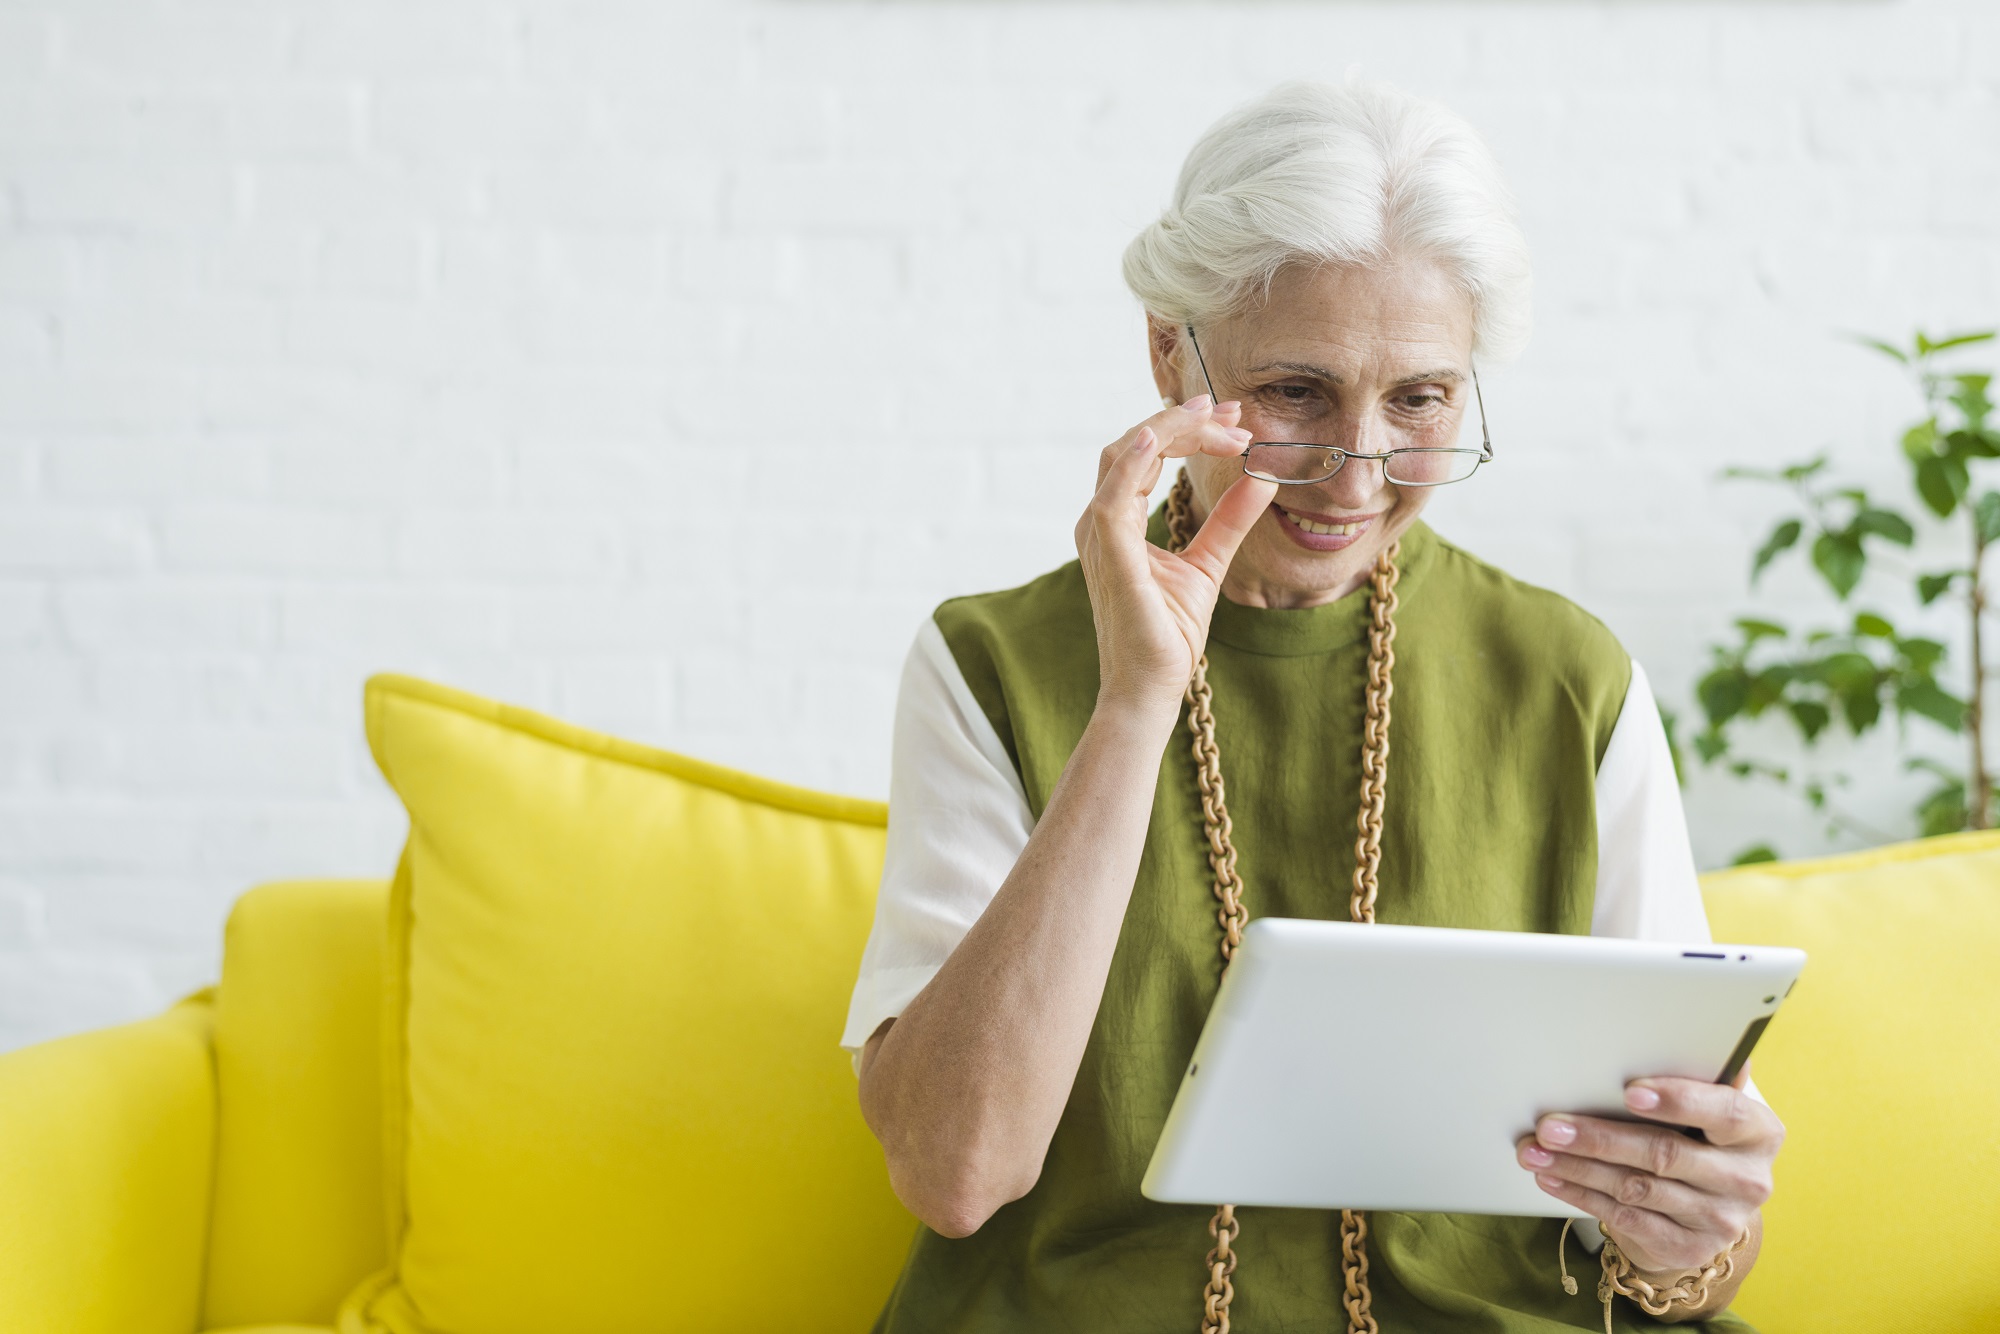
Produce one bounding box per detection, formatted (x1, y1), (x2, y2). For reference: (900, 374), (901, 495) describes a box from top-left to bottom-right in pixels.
(1184, 324), (1220, 402)
(1472, 365), (1492, 459)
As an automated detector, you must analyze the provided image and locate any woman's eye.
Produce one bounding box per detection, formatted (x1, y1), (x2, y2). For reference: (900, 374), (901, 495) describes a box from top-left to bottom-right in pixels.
(1264, 384), (1316, 403)
(1399, 393), (1445, 411)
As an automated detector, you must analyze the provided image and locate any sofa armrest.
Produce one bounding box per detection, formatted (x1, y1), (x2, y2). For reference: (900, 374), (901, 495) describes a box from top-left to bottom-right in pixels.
(0, 993), (216, 1334)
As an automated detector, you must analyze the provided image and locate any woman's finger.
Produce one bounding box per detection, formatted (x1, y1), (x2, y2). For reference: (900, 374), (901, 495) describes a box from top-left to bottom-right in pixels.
(1176, 472), (1278, 584)
(1625, 1078), (1784, 1151)
(1146, 397), (1251, 459)
(1517, 1139), (1742, 1233)
(1163, 425), (1255, 461)
(1529, 1174), (1715, 1271)
(1094, 425), (1170, 507)
(1080, 427), (1167, 577)
(1533, 1114), (1748, 1196)
(1097, 397), (1247, 487)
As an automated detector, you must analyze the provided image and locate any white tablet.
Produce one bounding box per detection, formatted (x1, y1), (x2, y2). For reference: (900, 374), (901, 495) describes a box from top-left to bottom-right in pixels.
(1141, 918), (1805, 1217)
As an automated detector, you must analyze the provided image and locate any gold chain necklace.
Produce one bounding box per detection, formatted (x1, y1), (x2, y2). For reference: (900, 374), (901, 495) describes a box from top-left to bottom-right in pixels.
(1166, 473), (1748, 1332)
(1164, 471), (1399, 1334)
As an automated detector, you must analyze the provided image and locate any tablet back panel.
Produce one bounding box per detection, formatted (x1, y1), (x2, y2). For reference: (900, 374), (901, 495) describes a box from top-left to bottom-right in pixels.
(1141, 918), (1805, 1217)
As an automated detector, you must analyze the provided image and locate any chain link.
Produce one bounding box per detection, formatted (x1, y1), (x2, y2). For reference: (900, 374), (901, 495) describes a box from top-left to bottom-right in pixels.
(1592, 1227), (1751, 1334)
(1167, 472), (1398, 1334)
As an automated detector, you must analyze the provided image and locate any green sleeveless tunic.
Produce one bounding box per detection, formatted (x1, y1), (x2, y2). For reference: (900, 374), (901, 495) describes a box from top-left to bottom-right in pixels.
(873, 517), (1756, 1333)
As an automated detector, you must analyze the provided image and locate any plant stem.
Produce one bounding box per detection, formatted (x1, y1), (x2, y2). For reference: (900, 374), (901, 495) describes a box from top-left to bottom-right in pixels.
(1972, 528), (1991, 829)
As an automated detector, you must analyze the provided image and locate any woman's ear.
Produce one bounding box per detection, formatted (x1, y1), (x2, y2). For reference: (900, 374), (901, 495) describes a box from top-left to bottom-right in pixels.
(1148, 316), (1187, 403)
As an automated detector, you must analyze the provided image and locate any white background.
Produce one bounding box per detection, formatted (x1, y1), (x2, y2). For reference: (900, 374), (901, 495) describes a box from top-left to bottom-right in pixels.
(3, 0), (1997, 1049)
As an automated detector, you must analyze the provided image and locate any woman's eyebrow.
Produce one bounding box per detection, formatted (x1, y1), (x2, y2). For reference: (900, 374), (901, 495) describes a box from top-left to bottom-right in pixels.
(1391, 368), (1466, 387)
(1245, 361), (1466, 388)
(1247, 360), (1344, 382)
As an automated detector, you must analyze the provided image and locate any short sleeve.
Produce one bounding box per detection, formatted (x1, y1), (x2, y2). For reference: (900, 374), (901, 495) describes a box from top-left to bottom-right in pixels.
(1589, 659), (1768, 1121)
(839, 618), (1035, 1058)
(1590, 661), (1712, 945)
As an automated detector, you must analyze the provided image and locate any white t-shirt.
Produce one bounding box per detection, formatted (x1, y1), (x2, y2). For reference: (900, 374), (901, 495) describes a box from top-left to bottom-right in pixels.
(842, 618), (1712, 1057)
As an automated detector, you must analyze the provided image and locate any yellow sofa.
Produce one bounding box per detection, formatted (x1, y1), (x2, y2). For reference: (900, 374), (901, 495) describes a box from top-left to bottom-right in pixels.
(3, 681), (1997, 1332)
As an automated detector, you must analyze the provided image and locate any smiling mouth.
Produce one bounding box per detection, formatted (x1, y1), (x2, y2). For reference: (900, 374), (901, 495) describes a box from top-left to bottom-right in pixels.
(1276, 506), (1375, 537)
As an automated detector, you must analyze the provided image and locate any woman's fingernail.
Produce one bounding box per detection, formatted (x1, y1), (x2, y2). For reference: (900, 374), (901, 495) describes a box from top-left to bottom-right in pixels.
(1538, 1174), (1565, 1191)
(1626, 1085), (1662, 1112)
(1227, 427), (1253, 443)
(1132, 427), (1155, 453)
(1522, 1145), (1554, 1168)
(1183, 394), (1212, 411)
(1539, 1118), (1577, 1147)
(1216, 400), (1241, 412)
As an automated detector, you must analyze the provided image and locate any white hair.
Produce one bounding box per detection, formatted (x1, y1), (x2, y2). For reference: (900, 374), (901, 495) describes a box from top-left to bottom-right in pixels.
(1123, 79), (1533, 362)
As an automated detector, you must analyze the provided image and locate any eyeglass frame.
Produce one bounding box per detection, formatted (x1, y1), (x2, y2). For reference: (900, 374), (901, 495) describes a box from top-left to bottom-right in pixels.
(1184, 324), (1493, 488)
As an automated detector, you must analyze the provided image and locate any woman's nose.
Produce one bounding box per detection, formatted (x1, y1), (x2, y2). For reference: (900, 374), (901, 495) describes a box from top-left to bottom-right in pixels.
(1318, 454), (1389, 510)
(1319, 412), (1391, 508)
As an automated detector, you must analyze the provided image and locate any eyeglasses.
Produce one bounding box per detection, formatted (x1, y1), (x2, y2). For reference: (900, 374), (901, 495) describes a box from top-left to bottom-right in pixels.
(1186, 325), (1493, 488)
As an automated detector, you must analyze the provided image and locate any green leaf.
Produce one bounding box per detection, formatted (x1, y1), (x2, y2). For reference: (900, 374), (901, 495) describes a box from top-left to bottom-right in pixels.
(1697, 668), (1749, 726)
(1810, 531), (1867, 598)
(1837, 678), (1882, 733)
(1816, 651), (1878, 688)
(1750, 520), (1801, 582)
(1735, 617), (1788, 642)
(1917, 570), (1962, 605)
(1694, 728), (1729, 764)
(1855, 508), (1915, 545)
(1911, 764), (1970, 837)
(1977, 492), (2000, 546)
(1897, 679), (1968, 732)
(1952, 427), (2000, 459)
(1952, 374), (1994, 431)
(1914, 453), (1969, 517)
(1916, 330), (1997, 356)
(1903, 419), (1939, 462)
(1854, 335), (1910, 365)
(1896, 636), (1948, 673)
(1732, 844), (1780, 866)
(1725, 457), (1826, 486)
(1853, 611), (1894, 637)
(1788, 699), (1831, 742)
(1747, 664), (1794, 712)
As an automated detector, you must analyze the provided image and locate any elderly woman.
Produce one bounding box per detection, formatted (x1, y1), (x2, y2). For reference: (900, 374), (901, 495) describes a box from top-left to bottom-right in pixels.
(842, 81), (1780, 1332)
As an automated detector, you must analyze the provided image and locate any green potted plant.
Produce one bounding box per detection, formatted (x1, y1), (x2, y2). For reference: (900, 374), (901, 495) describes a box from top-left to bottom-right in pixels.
(1688, 330), (2000, 862)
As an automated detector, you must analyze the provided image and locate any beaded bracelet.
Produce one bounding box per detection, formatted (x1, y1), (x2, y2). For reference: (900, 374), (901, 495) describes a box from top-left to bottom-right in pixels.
(1559, 1218), (1752, 1334)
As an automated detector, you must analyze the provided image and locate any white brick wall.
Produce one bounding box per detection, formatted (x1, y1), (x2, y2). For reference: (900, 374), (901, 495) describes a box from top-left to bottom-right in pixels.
(4, 0), (1997, 1050)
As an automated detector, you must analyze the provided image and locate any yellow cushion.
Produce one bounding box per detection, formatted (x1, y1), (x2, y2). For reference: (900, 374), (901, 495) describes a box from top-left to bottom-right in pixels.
(1702, 830), (2000, 1334)
(204, 881), (391, 1329)
(0, 997), (214, 1334)
(340, 675), (913, 1334)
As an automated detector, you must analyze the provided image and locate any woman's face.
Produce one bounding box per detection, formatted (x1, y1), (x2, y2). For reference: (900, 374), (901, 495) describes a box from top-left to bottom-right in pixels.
(1153, 258), (1478, 609)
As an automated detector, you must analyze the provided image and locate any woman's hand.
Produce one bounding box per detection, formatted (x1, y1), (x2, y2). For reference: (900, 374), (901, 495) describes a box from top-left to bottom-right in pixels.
(1518, 1072), (1781, 1278)
(1075, 395), (1278, 727)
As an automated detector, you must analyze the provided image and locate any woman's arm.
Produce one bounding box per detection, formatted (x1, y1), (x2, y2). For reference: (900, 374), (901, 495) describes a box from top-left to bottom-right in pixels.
(857, 397), (1275, 1238)
(857, 700), (1176, 1237)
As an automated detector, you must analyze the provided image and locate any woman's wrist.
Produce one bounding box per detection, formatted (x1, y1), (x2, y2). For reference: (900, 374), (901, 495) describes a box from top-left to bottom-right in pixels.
(1603, 1218), (1755, 1322)
(1088, 691), (1184, 758)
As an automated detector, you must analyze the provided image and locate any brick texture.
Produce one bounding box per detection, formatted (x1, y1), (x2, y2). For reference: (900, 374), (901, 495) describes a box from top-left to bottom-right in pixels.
(3, 0), (1997, 1049)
